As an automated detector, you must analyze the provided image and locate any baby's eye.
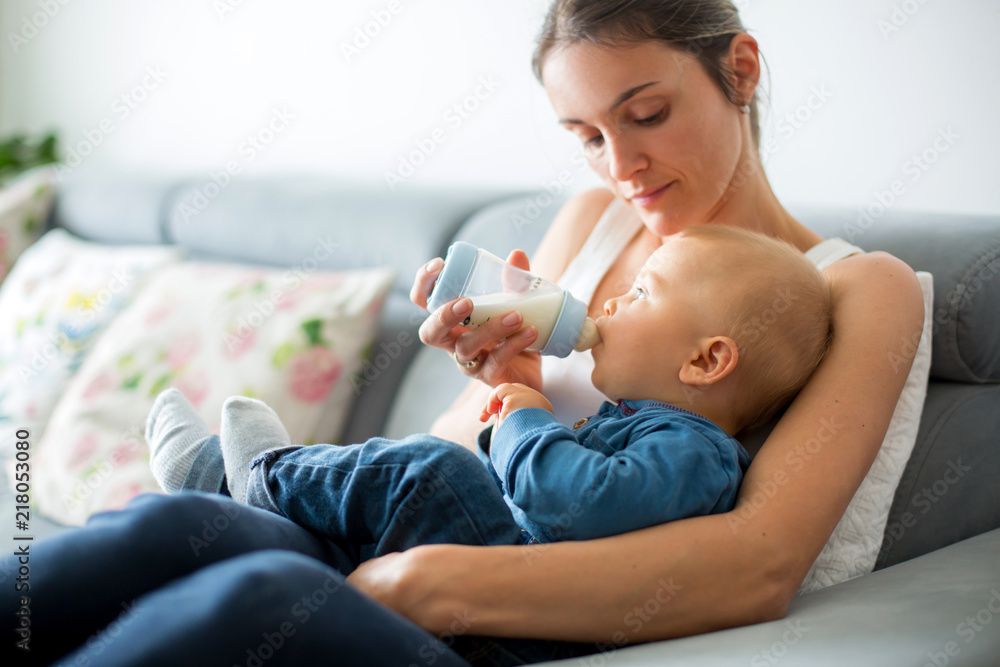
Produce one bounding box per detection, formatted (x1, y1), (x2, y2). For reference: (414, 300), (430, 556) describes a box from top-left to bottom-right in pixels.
(632, 285), (647, 300)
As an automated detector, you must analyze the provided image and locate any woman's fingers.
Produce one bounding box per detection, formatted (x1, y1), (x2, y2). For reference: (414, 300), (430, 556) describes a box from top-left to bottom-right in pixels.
(506, 249), (530, 271)
(452, 310), (526, 362)
(409, 257), (445, 310)
(478, 326), (538, 375)
(418, 297), (473, 348)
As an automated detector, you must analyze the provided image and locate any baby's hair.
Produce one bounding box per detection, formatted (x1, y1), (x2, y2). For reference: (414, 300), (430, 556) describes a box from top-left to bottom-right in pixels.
(678, 225), (834, 431)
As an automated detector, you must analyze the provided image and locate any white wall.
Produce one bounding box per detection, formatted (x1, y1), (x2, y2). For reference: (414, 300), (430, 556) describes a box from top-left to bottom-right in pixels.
(1, 0), (997, 215)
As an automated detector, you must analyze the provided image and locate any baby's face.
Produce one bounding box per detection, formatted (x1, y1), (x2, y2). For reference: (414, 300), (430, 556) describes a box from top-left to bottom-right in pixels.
(591, 236), (723, 401)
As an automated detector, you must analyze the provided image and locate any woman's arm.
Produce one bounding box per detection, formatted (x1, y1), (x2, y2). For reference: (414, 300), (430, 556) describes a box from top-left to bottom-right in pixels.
(421, 188), (616, 448)
(349, 251), (926, 642)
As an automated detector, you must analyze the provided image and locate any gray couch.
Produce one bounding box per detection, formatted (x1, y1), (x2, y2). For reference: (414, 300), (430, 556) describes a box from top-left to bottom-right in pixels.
(10, 172), (1000, 665)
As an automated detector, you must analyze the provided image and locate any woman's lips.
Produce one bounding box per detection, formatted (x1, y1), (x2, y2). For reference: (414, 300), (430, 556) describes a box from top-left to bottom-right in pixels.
(630, 182), (672, 207)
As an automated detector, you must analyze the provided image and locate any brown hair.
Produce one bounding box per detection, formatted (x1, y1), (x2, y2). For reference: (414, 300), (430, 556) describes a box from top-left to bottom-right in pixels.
(532, 0), (765, 150)
(678, 225), (834, 431)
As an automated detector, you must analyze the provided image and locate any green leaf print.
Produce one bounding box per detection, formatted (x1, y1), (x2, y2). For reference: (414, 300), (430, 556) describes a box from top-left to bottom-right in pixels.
(122, 372), (143, 390)
(149, 373), (173, 398)
(118, 353), (135, 368)
(359, 338), (375, 364)
(301, 319), (326, 347)
(24, 216), (37, 234)
(272, 342), (294, 368)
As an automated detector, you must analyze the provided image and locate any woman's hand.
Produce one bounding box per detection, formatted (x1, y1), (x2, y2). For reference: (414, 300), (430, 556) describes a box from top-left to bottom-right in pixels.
(410, 249), (543, 392)
(345, 546), (452, 633)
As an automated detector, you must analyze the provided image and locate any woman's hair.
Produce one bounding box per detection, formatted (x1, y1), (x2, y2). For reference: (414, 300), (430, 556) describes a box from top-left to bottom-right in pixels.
(678, 225), (834, 432)
(533, 0), (764, 150)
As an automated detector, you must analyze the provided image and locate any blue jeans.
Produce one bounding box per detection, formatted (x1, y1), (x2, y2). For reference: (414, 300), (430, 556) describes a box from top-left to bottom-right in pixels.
(245, 435), (531, 565)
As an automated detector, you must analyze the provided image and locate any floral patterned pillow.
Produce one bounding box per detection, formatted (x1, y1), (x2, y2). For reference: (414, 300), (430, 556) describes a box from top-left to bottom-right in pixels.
(31, 261), (394, 525)
(0, 229), (184, 459)
(0, 166), (56, 286)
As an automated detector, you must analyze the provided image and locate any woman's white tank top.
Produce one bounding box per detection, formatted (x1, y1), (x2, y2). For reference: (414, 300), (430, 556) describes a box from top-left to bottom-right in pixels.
(540, 197), (863, 425)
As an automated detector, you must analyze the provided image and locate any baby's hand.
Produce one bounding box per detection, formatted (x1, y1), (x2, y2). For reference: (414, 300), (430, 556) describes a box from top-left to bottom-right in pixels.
(479, 383), (554, 427)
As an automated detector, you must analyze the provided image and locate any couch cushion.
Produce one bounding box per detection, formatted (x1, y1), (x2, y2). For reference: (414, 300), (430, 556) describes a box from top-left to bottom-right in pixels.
(0, 229), (183, 463)
(796, 206), (1000, 384)
(876, 381), (1000, 568)
(32, 261), (393, 525)
(163, 176), (503, 293)
(48, 171), (178, 244)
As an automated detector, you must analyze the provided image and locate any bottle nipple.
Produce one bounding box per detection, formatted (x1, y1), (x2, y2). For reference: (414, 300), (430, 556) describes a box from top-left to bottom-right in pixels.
(573, 318), (601, 351)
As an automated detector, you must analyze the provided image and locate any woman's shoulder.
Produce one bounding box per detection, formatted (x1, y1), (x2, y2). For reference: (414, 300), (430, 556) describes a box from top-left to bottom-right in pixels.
(531, 188), (617, 281)
(822, 249), (924, 349)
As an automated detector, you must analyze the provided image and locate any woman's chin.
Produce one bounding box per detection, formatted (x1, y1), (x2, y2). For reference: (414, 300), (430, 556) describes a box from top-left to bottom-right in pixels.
(633, 205), (695, 238)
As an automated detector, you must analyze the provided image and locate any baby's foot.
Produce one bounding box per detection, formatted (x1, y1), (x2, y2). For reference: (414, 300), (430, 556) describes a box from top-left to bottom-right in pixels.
(220, 396), (292, 502)
(145, 388), (212, 493)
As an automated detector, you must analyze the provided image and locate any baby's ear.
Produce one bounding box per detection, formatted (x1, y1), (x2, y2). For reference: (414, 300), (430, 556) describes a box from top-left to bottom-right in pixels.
(678, 336), (739, 386)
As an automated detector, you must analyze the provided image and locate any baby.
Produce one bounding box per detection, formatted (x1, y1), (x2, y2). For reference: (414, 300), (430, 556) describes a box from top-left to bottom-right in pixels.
(147, 225), (832, 556)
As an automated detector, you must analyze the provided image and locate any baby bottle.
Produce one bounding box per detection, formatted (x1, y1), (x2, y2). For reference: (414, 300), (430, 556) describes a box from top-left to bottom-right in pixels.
(426, 242), (600, 358)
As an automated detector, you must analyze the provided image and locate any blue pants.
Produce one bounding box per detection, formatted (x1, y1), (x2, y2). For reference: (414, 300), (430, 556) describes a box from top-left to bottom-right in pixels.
(244, 435), (530, 565)
(0, 493), (468, 666)
(1, 439), (600, 665)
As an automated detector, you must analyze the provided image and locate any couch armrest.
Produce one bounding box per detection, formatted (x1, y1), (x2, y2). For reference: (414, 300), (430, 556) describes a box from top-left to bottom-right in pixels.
(539, 527), (1000, 665)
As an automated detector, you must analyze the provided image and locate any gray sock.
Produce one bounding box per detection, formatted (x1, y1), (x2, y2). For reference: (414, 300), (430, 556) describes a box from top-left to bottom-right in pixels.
(220, 396), (292, 502)
(145, 388), (211, 493)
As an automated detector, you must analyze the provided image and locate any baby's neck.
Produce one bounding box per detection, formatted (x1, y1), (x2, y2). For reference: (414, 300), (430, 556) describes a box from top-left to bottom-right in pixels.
(624, 389), (740, 436)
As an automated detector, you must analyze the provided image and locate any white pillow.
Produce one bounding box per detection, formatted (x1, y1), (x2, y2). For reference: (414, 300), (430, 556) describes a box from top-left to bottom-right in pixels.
(797, 270), (934, 594)
(29, 261), (394, 525)
(0, 166), (56, 286)
(0, 229), (183, 457)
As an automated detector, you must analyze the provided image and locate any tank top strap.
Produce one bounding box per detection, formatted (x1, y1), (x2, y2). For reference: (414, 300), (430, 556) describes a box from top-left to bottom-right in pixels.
(556, 196), (644, 299)
(805, 237), (865, 271)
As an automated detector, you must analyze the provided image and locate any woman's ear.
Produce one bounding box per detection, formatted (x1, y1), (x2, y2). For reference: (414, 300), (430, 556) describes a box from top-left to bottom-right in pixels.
(679, 336), (739, 386)
(727, 33), (760, 103)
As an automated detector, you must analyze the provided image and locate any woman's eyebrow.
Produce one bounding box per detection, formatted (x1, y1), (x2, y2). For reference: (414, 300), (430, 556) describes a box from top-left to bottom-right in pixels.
(558, 81), (661, 125)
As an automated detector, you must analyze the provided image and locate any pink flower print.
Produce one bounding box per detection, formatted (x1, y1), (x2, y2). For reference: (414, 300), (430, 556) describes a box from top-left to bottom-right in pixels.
(68, 433), (99, 469)
(166, 332), (200, 369)
(106, 483), (146, 509)
(173, 370), (209, 408)
(222, 324), (256, 359)
(288, 346), (341, 403)
(306, 274), (345, 292)
(0, 229), (8, 250)
(145, 302), (174, 326)
(83, 372), (115, 401)
(275, 289), (305, 311)
(111, 442), (142, 467)
(367, 294), (388, 317)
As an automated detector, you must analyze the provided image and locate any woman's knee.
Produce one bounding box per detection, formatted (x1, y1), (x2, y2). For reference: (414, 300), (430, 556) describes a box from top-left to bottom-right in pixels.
(86, 492), (245, 558)
(214, 551), (348, 623)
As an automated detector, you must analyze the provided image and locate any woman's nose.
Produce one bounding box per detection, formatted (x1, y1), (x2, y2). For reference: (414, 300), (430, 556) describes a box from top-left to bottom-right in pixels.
(606, 133), (646, 182)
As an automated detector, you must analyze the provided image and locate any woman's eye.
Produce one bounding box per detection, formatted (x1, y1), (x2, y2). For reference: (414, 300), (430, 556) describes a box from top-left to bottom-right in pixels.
(634, 110), (665, 126)
(584, 134), (604, 151)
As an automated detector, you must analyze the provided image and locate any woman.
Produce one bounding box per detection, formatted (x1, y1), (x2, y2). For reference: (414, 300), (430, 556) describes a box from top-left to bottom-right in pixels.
(2, 1), (924, 664)
(352, 0), (924, 644)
